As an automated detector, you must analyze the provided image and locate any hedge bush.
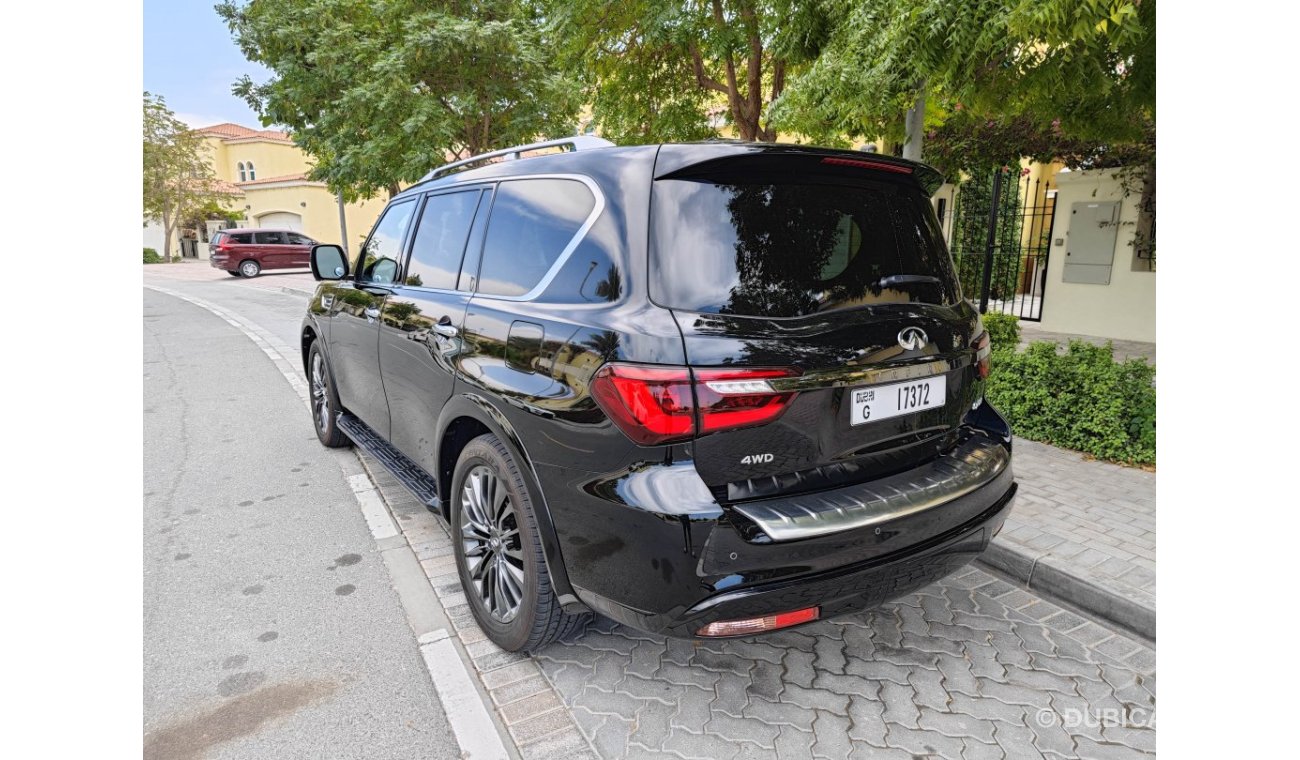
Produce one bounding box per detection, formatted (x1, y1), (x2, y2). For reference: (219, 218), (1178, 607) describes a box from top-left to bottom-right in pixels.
(143, 247), (162, 264)
(985, 337), (1155, 466)
(981, 311), (1021, 349)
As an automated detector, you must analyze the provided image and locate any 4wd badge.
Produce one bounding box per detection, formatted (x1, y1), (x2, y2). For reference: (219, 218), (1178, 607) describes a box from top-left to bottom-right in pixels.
(741, 453), (775, 465)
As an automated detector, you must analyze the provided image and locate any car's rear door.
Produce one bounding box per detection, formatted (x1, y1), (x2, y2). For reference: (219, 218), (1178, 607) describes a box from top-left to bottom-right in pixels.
(379, 186), (490, 473)
(650, 151), (984, 503)
(254, 230), (289, 269)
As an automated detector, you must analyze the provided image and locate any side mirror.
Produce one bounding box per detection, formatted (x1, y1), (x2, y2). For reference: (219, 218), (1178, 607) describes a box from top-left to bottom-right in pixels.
(310, 244), (348, 281)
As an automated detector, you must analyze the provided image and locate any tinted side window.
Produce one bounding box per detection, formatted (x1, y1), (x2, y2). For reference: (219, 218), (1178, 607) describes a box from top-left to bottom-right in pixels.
(288, 233), (315, 246)
(230, 233), (253, 244)
(256, 231), (287, 245)
(358, 201), (415, 284)
(404, 190), (481, 289)
(477, 178), (596, 297)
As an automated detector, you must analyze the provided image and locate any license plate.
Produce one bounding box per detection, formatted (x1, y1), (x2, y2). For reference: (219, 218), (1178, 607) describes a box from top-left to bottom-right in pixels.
(849, 375), (947, 426)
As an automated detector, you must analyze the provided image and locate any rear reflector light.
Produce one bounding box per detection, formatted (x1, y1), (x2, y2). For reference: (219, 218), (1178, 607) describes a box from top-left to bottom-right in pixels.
(590, 363), (799, 445)
(972, 331), (991, 379)
(820, 156), (913, 174)
(698, 607), (820, 637)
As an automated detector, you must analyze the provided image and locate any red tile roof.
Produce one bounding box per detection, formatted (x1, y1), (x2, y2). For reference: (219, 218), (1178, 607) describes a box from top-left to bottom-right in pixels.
(196, 122), (294, 143)
(209, 179), (246, 195)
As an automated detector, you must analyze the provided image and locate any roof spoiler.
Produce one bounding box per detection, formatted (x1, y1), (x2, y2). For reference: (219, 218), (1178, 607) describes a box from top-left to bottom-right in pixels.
(654, 144), (945, 196)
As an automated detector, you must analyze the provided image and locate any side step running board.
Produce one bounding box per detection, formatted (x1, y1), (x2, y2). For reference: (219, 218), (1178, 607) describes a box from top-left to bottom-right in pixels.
(336, 412), (442, 513)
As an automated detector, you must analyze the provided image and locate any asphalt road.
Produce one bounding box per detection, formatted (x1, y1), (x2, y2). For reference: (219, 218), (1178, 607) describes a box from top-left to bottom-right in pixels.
(143, 281), (459, 760)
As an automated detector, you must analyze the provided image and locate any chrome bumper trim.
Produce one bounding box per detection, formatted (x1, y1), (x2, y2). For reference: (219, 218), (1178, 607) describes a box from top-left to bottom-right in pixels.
(732, 436), (1010, 542)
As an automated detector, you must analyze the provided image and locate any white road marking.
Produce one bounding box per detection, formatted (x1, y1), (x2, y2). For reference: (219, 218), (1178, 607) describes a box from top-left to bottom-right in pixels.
(420, 631), (510, 760)
(144, 284), (511, 760)
(347, 473), (400, 540)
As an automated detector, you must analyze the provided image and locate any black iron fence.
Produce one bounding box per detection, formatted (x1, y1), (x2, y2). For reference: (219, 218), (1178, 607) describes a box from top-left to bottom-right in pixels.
(948, 168), (1056, 321)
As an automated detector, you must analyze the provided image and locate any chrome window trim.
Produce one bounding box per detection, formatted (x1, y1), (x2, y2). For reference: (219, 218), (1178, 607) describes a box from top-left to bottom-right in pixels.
(470, 173), (606, 303)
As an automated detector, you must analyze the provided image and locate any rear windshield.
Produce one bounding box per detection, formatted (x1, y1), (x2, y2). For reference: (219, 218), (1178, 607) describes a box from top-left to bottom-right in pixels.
(650, 181), (961, 318)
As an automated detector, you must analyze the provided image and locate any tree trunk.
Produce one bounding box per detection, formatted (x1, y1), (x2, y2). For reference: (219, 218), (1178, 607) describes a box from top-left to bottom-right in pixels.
(1133, 161), (1156, 271)
(903, 82), (926, 162)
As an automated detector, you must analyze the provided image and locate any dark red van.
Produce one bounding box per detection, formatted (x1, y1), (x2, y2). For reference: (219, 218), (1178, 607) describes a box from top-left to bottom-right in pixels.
(209, 228), (319, 277)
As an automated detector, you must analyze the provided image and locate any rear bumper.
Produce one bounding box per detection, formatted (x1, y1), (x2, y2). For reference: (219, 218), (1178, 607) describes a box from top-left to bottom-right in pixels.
(209, 255), (234, 271)
(672, 482), (1013, 637)
(558, 430), (1016, 638)
(574, 479), (1015, 637)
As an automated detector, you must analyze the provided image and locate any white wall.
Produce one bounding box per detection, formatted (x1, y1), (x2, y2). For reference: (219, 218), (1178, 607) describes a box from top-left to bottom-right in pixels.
(1037, 168), (1155, 343)
(143, 220), (167, 256)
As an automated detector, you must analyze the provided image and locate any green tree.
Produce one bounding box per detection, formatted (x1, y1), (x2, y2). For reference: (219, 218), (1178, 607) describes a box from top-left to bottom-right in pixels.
(217, 0), (582, 199)
(774, 0), (1154, 149)
(143, 93), (226, 262)
(544, 0), (831, 144)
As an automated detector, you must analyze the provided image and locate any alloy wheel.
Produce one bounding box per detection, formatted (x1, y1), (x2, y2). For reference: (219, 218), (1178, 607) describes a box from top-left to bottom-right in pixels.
(310, 352), (330, 432)
(459, 465), (525, 622)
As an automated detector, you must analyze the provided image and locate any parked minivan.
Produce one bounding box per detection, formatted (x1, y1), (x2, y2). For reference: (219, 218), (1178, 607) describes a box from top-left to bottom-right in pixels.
(301, 138), (1015, 652)
(210, 228), (319, 277)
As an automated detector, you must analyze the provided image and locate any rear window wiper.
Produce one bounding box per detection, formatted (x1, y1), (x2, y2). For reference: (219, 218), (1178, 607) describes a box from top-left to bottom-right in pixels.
(873, 274), (942, 289)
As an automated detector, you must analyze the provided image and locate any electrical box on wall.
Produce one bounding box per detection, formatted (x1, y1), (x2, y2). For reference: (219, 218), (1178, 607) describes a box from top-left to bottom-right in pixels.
(1062, 201), (1120, 285)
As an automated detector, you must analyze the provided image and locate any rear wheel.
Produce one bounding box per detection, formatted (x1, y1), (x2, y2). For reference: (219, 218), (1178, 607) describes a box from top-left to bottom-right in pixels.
(451, 434), (586, 651)
(308, 342), (349, 448)
(239, 259), (261, 278)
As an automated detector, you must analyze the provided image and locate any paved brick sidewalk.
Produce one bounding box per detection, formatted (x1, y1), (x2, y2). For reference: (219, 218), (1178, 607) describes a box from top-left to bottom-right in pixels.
(987, 439), (1156, 639)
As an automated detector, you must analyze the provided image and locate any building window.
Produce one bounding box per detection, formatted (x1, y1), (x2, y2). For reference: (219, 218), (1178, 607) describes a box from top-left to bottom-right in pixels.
(237, 162), (246, 182)
(247, 162), (256, 181)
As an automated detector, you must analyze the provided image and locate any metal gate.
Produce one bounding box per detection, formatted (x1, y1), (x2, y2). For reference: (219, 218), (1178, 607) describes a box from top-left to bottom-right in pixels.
(948, 168), (1057, 321)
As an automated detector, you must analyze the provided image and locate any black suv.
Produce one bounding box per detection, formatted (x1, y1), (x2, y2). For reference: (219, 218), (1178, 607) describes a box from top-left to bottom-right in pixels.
(302, 138), (1015, 652)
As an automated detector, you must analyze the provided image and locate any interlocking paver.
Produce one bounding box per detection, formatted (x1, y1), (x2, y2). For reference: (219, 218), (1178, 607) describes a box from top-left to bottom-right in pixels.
(773, 725), (816, 758)
(661, 728), (743, 760)
(918, 707), (997, 743)
(810, 711), (853, 760)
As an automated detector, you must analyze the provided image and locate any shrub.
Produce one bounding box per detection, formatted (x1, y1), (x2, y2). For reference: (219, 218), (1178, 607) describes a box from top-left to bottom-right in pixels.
(986, 339), (1156, 466)
(143, 247), (162, 264)
(981, 312), (1021, 350)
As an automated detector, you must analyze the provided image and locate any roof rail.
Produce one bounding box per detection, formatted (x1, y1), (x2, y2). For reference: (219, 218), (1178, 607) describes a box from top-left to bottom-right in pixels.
(419, 136), (615, 183)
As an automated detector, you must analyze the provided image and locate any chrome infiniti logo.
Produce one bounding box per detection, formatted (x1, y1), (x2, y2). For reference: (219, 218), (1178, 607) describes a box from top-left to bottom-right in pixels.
(897, 326), (928, 351)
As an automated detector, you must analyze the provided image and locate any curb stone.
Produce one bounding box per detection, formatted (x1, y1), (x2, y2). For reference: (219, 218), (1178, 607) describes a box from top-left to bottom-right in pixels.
(980, 541), (1155, 642)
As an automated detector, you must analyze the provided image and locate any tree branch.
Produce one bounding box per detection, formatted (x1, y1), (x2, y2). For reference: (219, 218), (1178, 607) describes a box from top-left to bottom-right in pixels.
(688, 42), (730, 95)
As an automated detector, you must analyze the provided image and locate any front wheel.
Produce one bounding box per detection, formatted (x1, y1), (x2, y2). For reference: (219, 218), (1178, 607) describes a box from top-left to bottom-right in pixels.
(451, 434), (587, 651)
(308, 342), (349, 448)
(239, 259), (261, 278)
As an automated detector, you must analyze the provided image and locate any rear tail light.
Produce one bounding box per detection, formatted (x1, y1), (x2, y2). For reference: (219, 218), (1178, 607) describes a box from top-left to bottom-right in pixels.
(590, 363), (800, 445)
(698, 606), (819, 637)
(973, 331), (991, 379)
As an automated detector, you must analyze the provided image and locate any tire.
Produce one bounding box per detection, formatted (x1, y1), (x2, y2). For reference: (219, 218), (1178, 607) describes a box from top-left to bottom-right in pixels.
(451, 433), (587, 652)
(227, 271), (243, 277)
(307, 342), (350, 448)
(239, 259), (261, 278)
